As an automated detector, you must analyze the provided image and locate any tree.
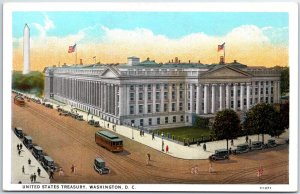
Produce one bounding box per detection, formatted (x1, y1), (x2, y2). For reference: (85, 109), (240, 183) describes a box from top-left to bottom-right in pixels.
(212, 109), (241, 150)
(280, 67), (289, 95)
(244, 103), (285, 143)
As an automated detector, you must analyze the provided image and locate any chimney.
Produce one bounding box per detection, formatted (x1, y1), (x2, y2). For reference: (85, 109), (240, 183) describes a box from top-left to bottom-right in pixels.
(168, 60), (171, 63)
(189, 60), (191, 63)
(80, 59), (83, 65)
(171, 59), (173, 63)
(178, 60), (181, 63)
(219, 56), (225, 64)
(198, 60), (201, 64)
(175, 57), (179, 63)
(234, 60), (237, 63)
(147, 57), (150, 61)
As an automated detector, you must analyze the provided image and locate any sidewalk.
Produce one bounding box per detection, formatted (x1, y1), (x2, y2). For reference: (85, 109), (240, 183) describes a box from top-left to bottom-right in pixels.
(11, 133), (50, 184)
(44, 98), (289, 160)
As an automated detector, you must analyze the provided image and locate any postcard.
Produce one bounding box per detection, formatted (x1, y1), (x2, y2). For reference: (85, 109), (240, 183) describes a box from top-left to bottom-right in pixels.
(3, 1), (298, 192)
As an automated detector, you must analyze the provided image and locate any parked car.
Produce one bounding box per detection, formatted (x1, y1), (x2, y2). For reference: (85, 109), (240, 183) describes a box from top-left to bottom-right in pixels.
(77, 115), (84, 121)
(266, 139), (277, 148)
(14, 127), (24, 138)
(251, 141), (264, 150)
(88, 119), (95, 125)
(23, 136), (33, 149)
(59, 110), (70, 116)
(32, 146), (44, 160)
(233, 143), (250, 154)
(94, 121), (100, 127)
(41, 156), (57, 172)
(209, 149), (229, 161)
(94, 157), (110, 174)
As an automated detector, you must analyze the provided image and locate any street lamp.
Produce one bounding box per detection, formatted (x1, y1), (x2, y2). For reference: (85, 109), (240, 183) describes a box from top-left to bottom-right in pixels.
(161, 132), (164, 151)
(132, 123), (134, 139)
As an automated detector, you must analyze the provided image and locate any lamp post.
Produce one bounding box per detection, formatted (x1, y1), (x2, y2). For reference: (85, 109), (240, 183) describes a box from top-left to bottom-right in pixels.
(161, 132), (164, 151)
(132, 123), (134, 139)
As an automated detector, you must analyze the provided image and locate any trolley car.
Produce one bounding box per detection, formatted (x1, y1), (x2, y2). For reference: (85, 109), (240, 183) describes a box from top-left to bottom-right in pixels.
(95, 130), (123, 152)
(14, 95), (25, 106)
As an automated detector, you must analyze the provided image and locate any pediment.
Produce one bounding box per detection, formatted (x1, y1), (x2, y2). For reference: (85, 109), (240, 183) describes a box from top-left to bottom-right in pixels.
(201, 66), (252, 79)
(100, 67), (120, 78)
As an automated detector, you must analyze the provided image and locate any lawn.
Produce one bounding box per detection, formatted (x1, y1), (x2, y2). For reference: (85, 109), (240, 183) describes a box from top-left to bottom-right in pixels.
(154, 126), (213, 143)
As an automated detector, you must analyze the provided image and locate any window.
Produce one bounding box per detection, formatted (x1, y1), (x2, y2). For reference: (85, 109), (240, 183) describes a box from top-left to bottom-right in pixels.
(255, 88), (258, 95)
(139, 85), (143, 90)
(139, 105), (143, 114)
(255, 98), (258, 103)
(180, 83), (183, 89)
(164, 92), (168, 100)
(139, 93), (143, 100)
(147, 105), (152, 113)
(130, 93), (135, 101)
(148, 92), (152, 100)
(172, 103), (176, 111)
(131, 120), (135, 125)
(231, 101), (234, 108)
(266, 81), (269, 85)
(179, 102), (183, 111)
(250, 88), (252, 95)
(156, 92), (160, 100)
(148, 118), (152, 126)
(188, 103), (191, 111)
(172, 91), (176, 100)
(148, 84), (152, 90)
(260, 88), (263, 94)
(231, 90), (234, 97)
(172, 84), (176, 89)
(180, 115), (184, 122)
(186, 116), (189, 122)
(256, 81), (259, 86)
(266, 97), (268, 103)
(173, 116), (176, 123)
(140, 119), (144, 126)
(194, 92), (197, 99)
(157, 118), (160, 125)
(260, 97), (263, 102)
(130, 85), (134, 91)
(164, 103), (168, 112)
(156, 104), (160, 112)
(238, 90), (240, 96)
(251, 98), (253, 104)
(244, 99), (246, 105)
(156, 84), (160, 89)
(271, 97), (273, 103)
(130, 105), (134, 114)
(164, 84), (168, 90)
(266, 88), (269, 95)
(180, 91), (183, 99)
(238, 100), (240, 107)
(165, 117), (169, 124)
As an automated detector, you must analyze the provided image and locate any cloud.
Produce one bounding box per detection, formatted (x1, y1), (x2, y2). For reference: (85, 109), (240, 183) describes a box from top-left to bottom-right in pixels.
(13, 24), (288, 71)
(32, 14), (55, 37)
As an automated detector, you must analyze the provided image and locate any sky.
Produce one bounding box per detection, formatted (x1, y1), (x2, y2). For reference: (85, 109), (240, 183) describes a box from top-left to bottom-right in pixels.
(12, 12), (289, 71)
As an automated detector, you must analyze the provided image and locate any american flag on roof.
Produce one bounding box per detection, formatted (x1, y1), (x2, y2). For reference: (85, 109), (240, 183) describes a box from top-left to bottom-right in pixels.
(217, 42), (225, 52)
(68, 44), (76, 53)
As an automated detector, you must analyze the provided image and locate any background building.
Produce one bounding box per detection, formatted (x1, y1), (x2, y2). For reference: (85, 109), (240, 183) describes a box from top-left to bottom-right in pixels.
(45, 57), (281, 130)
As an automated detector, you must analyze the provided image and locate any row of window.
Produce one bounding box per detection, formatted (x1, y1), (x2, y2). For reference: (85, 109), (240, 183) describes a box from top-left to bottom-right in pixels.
(130, 83), (184, 91)
(130, 103), (183, 114)
(131, 115), (189, 127)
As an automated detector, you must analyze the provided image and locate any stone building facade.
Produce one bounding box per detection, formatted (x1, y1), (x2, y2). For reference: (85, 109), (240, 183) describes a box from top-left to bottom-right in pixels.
(44, 57), (281, 129)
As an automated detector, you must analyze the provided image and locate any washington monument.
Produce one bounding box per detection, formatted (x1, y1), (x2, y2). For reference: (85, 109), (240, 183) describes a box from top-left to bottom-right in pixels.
(23, 24), (30, 74)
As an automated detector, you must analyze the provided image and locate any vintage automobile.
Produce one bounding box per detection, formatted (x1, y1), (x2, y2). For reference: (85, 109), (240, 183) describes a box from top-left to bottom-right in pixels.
(266, 139), (277, 148)
(41, 156), (57, 172)
(32, 146), (44, 160)
(88, 119), (95, 125)
(209, 149), (229, 161)
(94, 121), (100, 127)
(94, 157), (110, 174)
(23, 136), (33, 149)
(77, 115), (84, 121)
(14, 127), (24, 138)
(59, 110), (70, 116)
(45, 103), (53, 109)
(250, 141), (264, 150)
(233, 143), (250, 154)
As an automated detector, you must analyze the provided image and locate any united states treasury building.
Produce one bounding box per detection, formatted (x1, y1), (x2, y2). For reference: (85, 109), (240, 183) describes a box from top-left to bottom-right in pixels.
(45, 57), (282, 129)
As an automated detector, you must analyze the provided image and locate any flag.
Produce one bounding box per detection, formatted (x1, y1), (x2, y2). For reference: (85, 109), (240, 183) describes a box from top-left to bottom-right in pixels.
(68, 44), (76, 53)
(218, 42), (225, 52)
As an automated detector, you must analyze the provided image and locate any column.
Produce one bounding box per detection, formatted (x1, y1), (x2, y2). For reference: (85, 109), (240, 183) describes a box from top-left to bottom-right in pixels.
(189, 84), (193, 113)
(104, 84), (107, 112)
(258, 81), (261, 103)
(114, 85), (118, 115)
(246, 83), (251, 110)
(233, 83), (238, 111)
(160, 84), (164, 112)
(273, 81), (277, 103)
(211, 84), (216, 114)
(100, 83), (103, 110)
(277, 81), (281, 102)
(219, 84), (224, 111)
(135, 85), (139, 114)
(240, 83), (245, 111)
(152, 84), (156, 113)
(119, 85), (123, 116)
(169, 84), (172, 112)
(226, 84), (230, 109)
(126, 85), (130, 115)
(196, 84), (200, 114)
(144, 84), (148, 114)
(268, 82), (272, 103)
(263, 81), (267, 103)
(176, 84), (180, 112)
(204, 84), (208, 114)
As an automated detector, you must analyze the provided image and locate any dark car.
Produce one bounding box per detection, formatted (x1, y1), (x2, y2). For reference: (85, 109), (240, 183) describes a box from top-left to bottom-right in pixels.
(32, 146), (44, 160)
(88, 119), (95, 125)
(94, 157), (110, 174)
(14, 127), (24, 138)
(266, 139), (277, 148)
(23, 136), (33, 149)
(94, 121), (100, 127)
(59, 110), (70, 116)
(77, 115), (84, 121)
(210, 149), (229, 160)
(251, 141), (264, 150)
(233, 143), (249, 154)
(41, 156), (57, 172)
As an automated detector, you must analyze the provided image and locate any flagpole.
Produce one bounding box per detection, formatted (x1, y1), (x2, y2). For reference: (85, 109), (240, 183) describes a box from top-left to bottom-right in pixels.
(224, 44), (226, 63)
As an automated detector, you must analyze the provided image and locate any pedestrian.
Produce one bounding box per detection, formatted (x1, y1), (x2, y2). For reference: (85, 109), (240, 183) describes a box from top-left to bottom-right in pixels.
(162, 140), (165, 152)
(28, 158), (31, 166)
(194, 165), (199, 174)
(197, 141), (200, 146)
(249, 139), (252, 146)
(140, 130), (142, 136)
(147, 153), (151, 161)
(191, 167), (195, 174)
(37, 167), (41, 176)
(231, 139), (234, 146)
(17, 144), (20, 150)
(146, 154), (150, 165)
(33, 173), (37, 183)
(203, 143), (207, 151)
(49, 169), (54, 179)
(30, 174), (33, 183)
(246, 135), (249, 143)
(22, 165), (25, 174)
(152, 132), (155, 140)
(18, 150), (21, 156)
(71, 164), (76, 173)
(209, 162), (214, 173)
(20, 144), (23, 150)
(166, 145), (169, 153)
(58, 167), (64, 176)
(142, 130), (144, 136)
(229, 147), (232, 154)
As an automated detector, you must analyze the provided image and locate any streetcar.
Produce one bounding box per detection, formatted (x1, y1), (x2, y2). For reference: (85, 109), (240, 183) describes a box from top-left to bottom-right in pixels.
(95, 130), (123, 152)
(14, 95), (25, 106)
